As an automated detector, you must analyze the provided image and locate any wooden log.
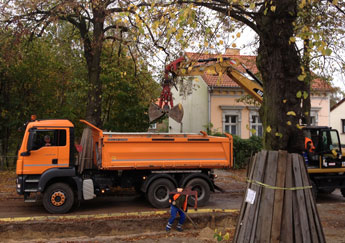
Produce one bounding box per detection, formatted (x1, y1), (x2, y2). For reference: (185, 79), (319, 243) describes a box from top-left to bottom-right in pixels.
(242, 151), (267, 242)
(299, 157), (326, 243)
(280, 153), (293, 243)
(255, 151), (278, 242)
(292, 153), (311, 243)
(233, 150), (325, 243)
(271, 150), (287, 243)
(234, 154), (258, 241)
(236, 151), (267, 242)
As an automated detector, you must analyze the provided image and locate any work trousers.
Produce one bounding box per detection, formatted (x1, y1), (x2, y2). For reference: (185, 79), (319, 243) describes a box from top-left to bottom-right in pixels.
(166, 205), (186, 230)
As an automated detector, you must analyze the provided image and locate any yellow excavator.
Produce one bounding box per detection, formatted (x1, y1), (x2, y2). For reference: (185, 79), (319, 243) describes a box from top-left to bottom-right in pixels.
(148, 54), (263, 123)
(149, 53), (345, 199)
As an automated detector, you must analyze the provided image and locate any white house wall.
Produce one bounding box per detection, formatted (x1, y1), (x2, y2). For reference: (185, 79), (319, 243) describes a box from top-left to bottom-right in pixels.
(169, 77), (209, 133)
(331, 102), (345, 144)
(311, 93), (330, 126)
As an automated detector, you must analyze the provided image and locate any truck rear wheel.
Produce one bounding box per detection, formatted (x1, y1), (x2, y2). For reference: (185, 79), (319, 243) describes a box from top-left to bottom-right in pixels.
(43, 183), (74, 214)
(147, 178), (175, 208)
(186, 178), (210, 207)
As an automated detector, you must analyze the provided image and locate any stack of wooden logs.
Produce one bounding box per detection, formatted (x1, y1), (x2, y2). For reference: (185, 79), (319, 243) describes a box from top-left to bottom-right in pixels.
(233, 150), (325, 243)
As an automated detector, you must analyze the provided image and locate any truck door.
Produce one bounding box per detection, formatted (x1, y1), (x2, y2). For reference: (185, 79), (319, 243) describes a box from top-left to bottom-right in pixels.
(23, 128), (69, 174)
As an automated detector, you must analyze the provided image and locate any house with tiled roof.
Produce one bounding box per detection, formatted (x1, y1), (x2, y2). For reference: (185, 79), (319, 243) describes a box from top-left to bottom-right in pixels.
(169, 49), (333, 138)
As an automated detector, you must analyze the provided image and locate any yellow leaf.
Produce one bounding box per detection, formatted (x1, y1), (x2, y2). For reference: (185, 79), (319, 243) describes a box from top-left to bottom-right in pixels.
(296, 91), (302, 98)
(303, 91), (308, 99)
(220, 57), (223, 62)
(236, 32), (241, 38)
(271, 6), (276, 12)
(333, 0), (338, 4)
(298, 75), (306, 81)
(287, 121), (292, 126)
(204, 41), (209, 47)
(289, 37), (296, 43)
(232, 43), (237, 48)
(266, 126), (272, 133)
(287, 111), (296, 116)
(283, 99), (287, 103)
(250, 3), (255, 9)
(224, 233), (230, 240)
(296, 124), (303, 129)
(219, 40), (224, 45)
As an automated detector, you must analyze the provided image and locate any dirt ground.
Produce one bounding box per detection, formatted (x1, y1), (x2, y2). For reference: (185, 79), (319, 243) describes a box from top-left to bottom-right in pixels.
(1, 169), (345, 242)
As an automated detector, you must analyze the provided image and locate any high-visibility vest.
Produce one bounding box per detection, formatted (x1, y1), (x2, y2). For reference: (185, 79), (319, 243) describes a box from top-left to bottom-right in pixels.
(173, 194), (188, 211)
(305, 137), (315, 152)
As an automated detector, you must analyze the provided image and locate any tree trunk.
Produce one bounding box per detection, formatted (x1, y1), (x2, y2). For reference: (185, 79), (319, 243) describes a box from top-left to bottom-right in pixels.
(255, 1), (306, 153)
(83, 6), (105, 128)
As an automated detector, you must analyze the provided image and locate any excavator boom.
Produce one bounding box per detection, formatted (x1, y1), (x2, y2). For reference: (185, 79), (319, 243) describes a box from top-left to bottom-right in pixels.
(148, 54), (263, 123)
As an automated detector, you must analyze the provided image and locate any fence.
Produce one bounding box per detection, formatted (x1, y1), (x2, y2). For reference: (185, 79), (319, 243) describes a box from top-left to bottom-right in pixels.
(0, 156), (17, 170)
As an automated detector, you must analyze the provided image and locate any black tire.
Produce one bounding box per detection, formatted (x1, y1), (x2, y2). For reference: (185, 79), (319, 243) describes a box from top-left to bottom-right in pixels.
(186, 178), (210, 207)
(311, 180), (318, 201)
(43, 183), (74, 214)
(147, 178), (175, 208)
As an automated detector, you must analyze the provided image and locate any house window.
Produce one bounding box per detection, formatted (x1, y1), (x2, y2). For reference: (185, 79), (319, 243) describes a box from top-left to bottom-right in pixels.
(149, 123), (157, 130)
(220, 106), (243, 137)
(251, 115), (263, 137)
(342, 119), (345, 133)
(224, 115), (238, 135)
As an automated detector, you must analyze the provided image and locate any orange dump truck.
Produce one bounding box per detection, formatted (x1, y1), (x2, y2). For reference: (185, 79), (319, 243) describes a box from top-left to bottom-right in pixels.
(16, 119), (233, 213)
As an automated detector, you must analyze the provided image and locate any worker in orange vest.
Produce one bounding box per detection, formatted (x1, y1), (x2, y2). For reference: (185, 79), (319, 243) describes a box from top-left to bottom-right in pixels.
(305, 137), (315, 153)
(304, 137), (316, 165)
(166, 188), (188, 232)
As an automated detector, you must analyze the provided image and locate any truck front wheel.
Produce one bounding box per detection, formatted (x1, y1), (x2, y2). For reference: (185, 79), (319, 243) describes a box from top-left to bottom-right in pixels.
(43, 183), (74, 214)
(186, 178), (210, 207)
(147, 178), (175, 208)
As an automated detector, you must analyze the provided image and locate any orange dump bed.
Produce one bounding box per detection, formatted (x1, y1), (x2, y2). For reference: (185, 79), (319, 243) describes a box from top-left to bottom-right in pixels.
(101, 133), (232, 170)
(83, 121), (233, 170)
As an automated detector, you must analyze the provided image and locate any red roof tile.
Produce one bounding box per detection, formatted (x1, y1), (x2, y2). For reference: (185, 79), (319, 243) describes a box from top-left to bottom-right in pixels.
(185, 52), (332, 92)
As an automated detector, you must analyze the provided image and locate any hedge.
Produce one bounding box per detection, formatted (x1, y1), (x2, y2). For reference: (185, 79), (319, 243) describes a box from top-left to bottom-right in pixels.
(212, 132), (263, 169)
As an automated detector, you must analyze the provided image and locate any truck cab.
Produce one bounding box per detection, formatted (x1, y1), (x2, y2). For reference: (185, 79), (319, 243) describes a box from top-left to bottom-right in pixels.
(16, 120), (79, 212)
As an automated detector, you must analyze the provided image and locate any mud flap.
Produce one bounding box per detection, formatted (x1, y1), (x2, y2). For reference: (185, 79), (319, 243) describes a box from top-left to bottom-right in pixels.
(148, 103), (165, 122)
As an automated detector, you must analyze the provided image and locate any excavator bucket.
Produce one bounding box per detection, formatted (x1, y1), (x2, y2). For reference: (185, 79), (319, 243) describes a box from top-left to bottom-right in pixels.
(149, 103), (165, 122)
(148, 103), (184, 123)
(168, 104), (184, 123)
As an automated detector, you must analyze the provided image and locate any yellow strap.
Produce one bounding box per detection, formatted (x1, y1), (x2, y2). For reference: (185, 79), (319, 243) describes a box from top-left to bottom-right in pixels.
(247, 179), (312, 190)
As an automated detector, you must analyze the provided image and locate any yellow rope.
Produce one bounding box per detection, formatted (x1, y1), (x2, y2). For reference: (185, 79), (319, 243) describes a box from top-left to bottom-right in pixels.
(247, 179), (312, 190)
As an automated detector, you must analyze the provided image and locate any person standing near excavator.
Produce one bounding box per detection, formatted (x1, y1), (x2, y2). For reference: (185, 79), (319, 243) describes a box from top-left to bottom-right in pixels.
(166, 188), (188, 232)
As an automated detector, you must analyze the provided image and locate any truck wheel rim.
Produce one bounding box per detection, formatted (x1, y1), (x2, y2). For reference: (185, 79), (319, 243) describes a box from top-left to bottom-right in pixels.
(154, 186), (169, 202)
(51, 191), (66, 206)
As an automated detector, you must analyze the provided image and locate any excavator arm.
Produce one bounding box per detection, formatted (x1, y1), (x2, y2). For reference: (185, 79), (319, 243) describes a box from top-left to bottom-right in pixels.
(148, 54), (264, 123)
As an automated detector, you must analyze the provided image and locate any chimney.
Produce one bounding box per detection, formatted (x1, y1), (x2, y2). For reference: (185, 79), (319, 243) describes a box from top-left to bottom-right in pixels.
(225, 48), (240, 55)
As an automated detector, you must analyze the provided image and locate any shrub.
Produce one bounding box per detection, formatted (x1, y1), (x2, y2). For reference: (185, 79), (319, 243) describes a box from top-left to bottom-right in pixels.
(210, 132), (263, 169)
(233, 135), (263, 169)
